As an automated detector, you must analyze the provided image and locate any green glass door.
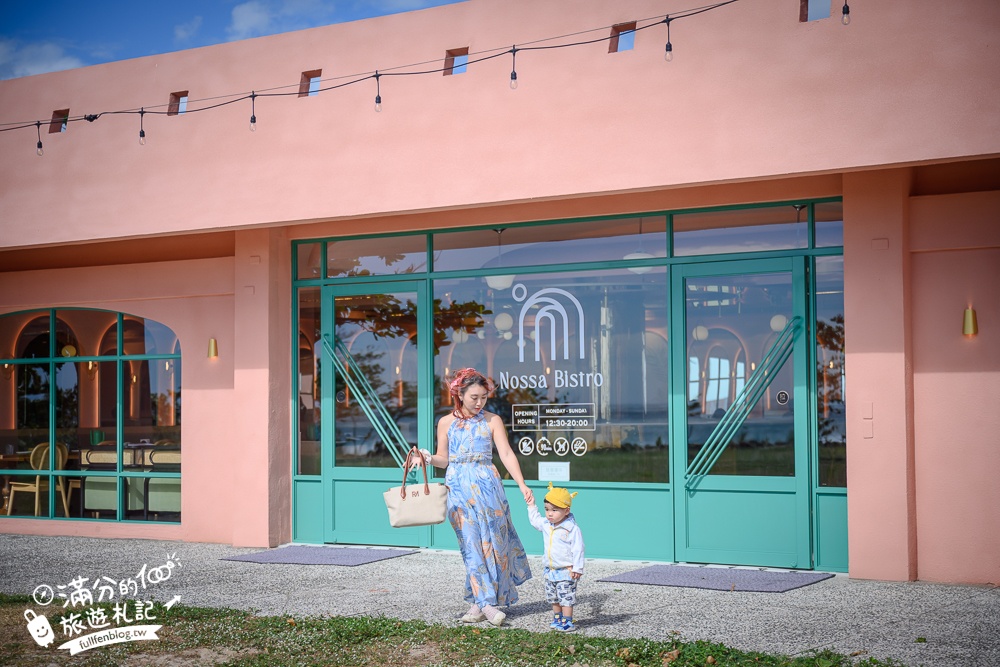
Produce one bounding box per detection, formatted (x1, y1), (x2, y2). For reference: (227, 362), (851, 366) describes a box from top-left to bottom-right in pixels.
(320, 281), (429, 546)
(671, 258), (812, 568)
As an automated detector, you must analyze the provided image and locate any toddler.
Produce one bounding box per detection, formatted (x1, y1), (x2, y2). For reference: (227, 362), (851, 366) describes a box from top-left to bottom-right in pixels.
(527, 481), (585, 632)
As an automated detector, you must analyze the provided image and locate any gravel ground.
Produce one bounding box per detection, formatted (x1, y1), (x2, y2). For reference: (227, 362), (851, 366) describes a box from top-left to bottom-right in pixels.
(1, 534), (998, 666)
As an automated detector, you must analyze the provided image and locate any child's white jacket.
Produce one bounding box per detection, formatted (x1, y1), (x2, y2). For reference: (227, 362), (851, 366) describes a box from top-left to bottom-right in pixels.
(527, 504), (585, 575)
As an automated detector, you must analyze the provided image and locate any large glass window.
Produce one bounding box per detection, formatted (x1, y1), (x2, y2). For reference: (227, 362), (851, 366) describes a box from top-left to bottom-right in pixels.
(673, 204), (809, 256)
(685, 271), (796, 476)
(297, 287), (321, 475)
(0, 310), (181, 522)
(434, 267), (669, 483)
(326, 236), (427, 278)
(815, 256), (846, 486)
(432, 217), (667, 274)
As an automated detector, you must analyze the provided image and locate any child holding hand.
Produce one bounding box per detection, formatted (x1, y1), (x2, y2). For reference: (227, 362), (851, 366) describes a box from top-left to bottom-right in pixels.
(527, 482), (585, 632)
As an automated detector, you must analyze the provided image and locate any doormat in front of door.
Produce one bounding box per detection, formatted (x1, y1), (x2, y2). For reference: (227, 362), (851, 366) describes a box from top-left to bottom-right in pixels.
(597, 564), (834, 593)
(222, 545), (417, 566)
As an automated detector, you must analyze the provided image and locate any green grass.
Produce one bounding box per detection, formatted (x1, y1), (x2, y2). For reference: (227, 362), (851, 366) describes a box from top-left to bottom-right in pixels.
(0, 594), (907, 667)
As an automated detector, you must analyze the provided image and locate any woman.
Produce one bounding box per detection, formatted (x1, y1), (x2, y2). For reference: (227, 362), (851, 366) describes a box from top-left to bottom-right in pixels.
(420, 368), (534, 627)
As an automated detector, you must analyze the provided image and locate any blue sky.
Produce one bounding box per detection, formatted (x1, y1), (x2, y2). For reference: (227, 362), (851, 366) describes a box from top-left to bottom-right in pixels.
(0, 0), (465, 80)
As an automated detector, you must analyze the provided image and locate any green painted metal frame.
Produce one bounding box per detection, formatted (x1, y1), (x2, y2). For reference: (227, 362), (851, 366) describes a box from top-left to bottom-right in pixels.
(320, 335), (409, 469)
(685, 316), (804, 489)
(670, 257), (813, 568)
(318, 281), (432, 545)
(0, 309), (182, 523)
(290, 199), (845, 563)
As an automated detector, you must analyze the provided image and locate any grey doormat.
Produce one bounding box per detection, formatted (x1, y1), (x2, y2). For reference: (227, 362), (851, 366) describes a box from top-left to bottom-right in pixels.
(597, 564), (834, 593)
(222, 545), (417, 566)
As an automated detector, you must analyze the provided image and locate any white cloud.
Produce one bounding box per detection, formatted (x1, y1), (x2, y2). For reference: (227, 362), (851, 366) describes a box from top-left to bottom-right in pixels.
(174, 16), (204, 44)
(226, 0), (340, 41)
(227, 1), (276, 41)
(0, 38), (85, 80)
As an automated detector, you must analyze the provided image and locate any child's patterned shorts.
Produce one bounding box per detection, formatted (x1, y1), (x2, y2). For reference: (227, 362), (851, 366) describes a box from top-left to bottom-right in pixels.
(545, 578), (578, 606)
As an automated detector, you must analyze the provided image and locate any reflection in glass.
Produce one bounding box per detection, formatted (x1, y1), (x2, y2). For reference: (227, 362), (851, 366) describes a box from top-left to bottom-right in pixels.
(432, 217), (667, 273)
(55, 310), (118, 358)
(434, 268), (669, 483)
(123, 316), (179, 356)
(297, 242), (322, 280)
(327, 236), (427, 278)
(816, 256), (846, 486)
(674, 205), (808, 256)
(815, 201), (844, 248)
(55, 362), (80, 471)
(14, 364), (50, 468)
(124, 359), (181, 458)
(686, 272), (795, 476)
(16, 313), (50, 359)
(297, 287), (321, 474)
(334, 291), (419, 467)
(0, 309), (180, 523)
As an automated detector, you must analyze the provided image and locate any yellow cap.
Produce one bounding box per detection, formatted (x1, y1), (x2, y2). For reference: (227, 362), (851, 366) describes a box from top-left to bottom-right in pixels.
(544, 481), (578, 508)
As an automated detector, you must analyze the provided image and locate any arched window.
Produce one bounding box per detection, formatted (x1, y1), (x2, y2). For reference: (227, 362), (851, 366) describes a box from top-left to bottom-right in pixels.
(0, 309), (181, 523)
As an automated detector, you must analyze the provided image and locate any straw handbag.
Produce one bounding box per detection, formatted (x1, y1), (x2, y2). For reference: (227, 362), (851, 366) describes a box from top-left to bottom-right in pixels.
(383, 446), (449, 527)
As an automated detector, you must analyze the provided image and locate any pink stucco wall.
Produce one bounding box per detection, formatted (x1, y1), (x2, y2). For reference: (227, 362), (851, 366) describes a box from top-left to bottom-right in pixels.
(0, 230), (292, 547)
(910, 192), (1000, 584)
(1, 0), (998, 248)
(1, 0), (999, 582)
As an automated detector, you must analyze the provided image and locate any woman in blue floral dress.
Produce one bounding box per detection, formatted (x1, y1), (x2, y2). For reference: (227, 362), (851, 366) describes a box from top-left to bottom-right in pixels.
(420, 368), (533, 627)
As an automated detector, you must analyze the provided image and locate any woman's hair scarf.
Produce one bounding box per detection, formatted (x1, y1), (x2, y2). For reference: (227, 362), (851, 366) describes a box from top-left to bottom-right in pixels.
(449, 368), (494, 418)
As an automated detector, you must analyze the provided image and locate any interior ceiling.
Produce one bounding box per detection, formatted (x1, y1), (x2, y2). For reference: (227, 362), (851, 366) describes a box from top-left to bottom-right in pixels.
(910, 157), (1000, 197)
(0, 232), (236, 273)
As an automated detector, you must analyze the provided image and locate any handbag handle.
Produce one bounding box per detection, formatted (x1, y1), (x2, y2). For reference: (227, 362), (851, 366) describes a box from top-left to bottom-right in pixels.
(399, 445), (431, 498)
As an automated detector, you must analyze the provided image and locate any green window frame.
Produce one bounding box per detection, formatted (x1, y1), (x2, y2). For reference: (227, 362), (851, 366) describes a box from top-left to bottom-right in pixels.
(0, 309), (182, 523)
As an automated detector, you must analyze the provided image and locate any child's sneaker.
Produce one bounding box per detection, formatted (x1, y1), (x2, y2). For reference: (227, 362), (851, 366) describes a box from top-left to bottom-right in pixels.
(549, 614), (563, 629)
(559, 617), (577, 632)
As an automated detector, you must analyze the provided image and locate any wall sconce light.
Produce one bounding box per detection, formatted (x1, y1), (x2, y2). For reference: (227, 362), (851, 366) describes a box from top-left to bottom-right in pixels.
(963, 307), (978, 337)
(208, 337), (219, 358)
(2, 363), (12, 380)
(87, 361), (98, 379)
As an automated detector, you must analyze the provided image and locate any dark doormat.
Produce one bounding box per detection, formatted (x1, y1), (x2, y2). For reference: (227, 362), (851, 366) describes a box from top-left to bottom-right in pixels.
(597, 564), (835, 593)
(221, 545), (417, 566)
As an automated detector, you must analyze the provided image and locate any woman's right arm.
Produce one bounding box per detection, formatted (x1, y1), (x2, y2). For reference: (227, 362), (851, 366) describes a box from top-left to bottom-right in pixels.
(427, 415), (452, 468)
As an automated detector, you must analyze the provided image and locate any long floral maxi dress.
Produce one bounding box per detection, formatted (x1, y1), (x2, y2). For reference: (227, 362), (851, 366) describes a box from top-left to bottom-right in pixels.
(445, 411), (532, 608)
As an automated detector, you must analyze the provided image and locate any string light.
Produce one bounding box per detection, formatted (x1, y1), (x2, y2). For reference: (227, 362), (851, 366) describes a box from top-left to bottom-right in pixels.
(841, 2), (851, 25)
(1, 1), (747, 152)
(664, 17), (673, 61)
(509, 46), (518, 89)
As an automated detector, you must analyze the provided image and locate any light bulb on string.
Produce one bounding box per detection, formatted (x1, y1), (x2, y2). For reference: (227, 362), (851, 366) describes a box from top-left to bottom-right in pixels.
(374, 71), (382, 112)
(509, 46), (518, 89)
(841, 2), (851, 25)
(664, 17), (673, 62)
(249, 91), (257, 131)
(138, 107), (146, 145)
(35, 121), (43, 156)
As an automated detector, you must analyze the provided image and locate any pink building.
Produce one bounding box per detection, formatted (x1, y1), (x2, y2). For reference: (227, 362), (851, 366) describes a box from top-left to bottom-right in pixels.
(0, 0), (997, 585)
